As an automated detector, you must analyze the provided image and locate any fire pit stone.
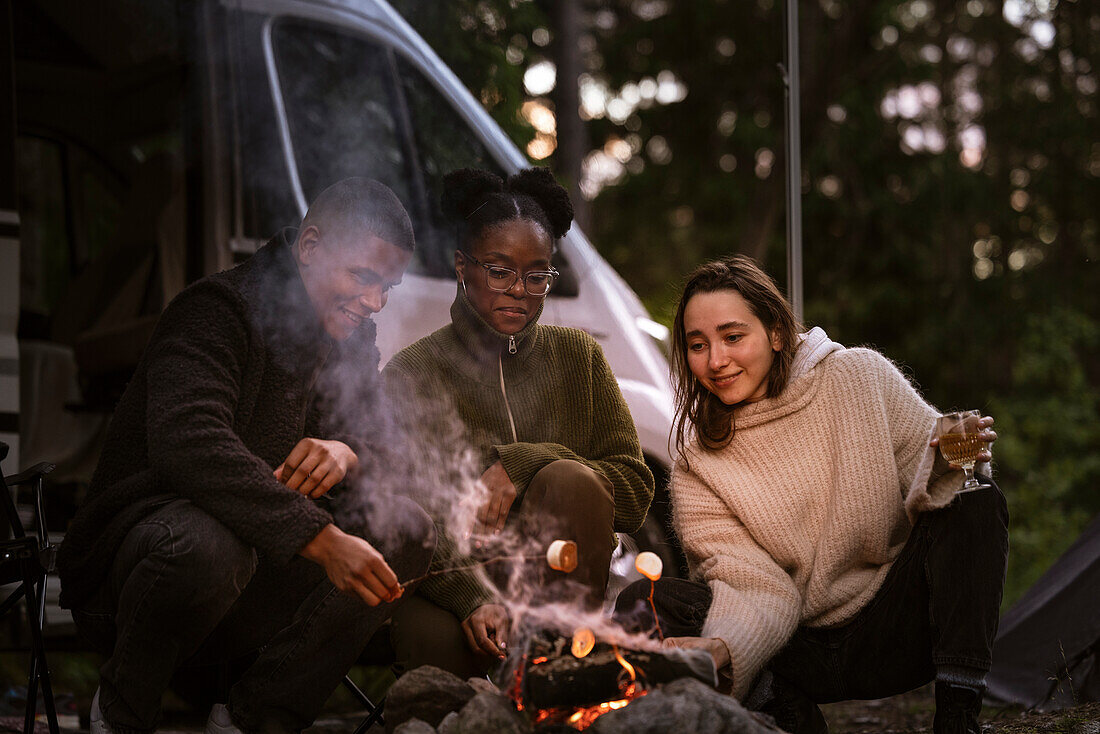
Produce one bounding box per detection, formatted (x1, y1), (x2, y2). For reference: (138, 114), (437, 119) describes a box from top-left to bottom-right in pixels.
(393, 720), (437, 734)
(440, 691), (530, 734)
(588, 678), (785, 734)
(385, 665), (478, 733)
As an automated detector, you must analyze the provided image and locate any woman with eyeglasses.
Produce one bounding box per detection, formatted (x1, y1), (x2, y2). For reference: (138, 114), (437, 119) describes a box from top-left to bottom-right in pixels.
(382, 167), (653, 678)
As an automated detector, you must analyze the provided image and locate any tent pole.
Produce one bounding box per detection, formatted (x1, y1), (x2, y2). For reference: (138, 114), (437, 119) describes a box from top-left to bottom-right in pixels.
(783, 0), (804, 323)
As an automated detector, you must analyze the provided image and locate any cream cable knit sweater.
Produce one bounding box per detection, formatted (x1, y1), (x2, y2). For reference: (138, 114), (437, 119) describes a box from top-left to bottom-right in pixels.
(672, 328), (968, 698)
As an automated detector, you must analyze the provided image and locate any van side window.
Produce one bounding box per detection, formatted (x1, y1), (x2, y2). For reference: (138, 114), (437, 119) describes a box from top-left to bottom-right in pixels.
(273, 24), (414, 213)
(271, 20), (501, 278)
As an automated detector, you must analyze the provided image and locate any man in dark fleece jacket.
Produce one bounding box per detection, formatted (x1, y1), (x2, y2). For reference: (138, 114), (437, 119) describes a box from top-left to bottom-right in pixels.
(56, 178), (435, 734)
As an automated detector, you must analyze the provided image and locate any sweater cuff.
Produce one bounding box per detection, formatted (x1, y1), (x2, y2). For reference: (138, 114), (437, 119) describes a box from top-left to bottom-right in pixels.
(701, 583), (797, 700)
(904, 429), (966, 523)
(275, 504), (335, 566)
(494, 443), (562, 499)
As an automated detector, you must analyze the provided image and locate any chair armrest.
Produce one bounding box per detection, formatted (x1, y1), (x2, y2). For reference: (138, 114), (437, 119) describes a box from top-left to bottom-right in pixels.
(5, 463), (57, 486)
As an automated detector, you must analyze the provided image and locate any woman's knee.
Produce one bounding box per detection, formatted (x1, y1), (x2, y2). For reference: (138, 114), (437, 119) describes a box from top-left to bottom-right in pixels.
(527, 460), (614, 518)
(945, 479), (1009, 537)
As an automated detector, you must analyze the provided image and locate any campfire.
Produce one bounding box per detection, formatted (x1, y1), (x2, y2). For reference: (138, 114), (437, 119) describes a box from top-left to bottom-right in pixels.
(400, 540), (715, 730)
(504, 628), (716, 731)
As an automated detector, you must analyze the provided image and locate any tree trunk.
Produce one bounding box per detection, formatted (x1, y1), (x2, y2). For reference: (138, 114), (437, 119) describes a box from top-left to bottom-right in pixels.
(550, 0), (588, 229)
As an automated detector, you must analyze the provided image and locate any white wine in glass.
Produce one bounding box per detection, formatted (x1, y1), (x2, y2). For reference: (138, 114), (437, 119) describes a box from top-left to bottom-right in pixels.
(937, 410), (984, 492)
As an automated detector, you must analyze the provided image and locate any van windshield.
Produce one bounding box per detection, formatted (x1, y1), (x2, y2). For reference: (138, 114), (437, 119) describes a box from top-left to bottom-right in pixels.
(273, 20), (501, 277)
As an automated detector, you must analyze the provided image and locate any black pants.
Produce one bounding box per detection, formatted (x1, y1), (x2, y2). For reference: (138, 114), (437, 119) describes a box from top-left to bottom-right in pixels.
(615, 481), (1009, 705)
(72, 496), (436, 734)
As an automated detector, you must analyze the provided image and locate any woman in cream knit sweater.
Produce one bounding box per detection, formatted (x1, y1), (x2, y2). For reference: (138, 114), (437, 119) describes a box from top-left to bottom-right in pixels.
(615, 256), (1008, 734)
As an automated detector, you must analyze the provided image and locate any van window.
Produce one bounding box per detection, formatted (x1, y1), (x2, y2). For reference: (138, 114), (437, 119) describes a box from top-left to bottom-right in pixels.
(272, 20), (500, 278)
(17, 136), (73, 324)
(273, 24), (413, 209)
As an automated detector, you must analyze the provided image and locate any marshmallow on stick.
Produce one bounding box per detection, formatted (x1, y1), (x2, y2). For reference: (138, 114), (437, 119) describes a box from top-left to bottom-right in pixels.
(571, 627), (595, 658)
(546, 540), (578, 573)
(634, 551), (663, 581)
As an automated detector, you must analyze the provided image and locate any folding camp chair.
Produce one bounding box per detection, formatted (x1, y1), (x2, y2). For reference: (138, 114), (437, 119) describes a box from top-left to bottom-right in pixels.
(338, 620), (397, 731)
(342, 675), (384, 732)
(0, 442), (60, 734)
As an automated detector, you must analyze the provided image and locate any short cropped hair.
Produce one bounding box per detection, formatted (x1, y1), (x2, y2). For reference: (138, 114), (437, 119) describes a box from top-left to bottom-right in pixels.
(300, 178), (415, 252)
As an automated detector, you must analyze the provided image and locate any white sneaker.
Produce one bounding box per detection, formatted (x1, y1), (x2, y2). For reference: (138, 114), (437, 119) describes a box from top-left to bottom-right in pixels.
(205, 703), (245, 734)
(89, 689), (113, 734)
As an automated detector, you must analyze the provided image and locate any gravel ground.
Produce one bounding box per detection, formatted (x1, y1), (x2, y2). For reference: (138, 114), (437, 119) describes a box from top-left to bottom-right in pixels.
(5, 684), (1098, 734)
(821, 685), (1100, 734)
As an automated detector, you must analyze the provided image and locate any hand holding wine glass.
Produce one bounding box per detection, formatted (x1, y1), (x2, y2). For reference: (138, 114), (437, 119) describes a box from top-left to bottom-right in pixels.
(931, 411), (997, 492)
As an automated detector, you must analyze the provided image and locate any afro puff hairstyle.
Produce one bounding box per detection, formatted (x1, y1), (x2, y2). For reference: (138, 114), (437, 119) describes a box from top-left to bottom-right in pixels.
(440, 167), (574, 253)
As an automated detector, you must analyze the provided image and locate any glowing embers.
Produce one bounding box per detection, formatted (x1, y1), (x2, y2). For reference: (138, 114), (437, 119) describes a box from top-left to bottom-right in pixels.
(546, 539), (578, 572)
(521, 637), (648, 730)
(507, 629), (717, 730)
(563, 646), (646, 729)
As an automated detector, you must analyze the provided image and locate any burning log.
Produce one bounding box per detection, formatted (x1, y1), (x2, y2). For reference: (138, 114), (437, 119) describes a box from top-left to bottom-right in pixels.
(518, 638), (717, 711)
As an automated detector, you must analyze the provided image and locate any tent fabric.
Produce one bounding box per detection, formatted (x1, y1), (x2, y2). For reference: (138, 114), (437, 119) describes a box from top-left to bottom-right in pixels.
(986, 513), (1100, 710)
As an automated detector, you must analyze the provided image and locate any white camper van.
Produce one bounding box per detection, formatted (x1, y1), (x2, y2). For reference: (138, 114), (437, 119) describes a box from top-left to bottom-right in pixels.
(2, 0), (678, 579)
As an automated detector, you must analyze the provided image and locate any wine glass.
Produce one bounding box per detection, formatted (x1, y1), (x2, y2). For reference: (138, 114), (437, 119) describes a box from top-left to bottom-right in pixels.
(936, 410), (985, 493)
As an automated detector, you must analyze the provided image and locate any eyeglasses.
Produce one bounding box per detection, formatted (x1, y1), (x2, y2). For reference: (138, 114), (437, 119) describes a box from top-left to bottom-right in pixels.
(459, 251), (559, 296)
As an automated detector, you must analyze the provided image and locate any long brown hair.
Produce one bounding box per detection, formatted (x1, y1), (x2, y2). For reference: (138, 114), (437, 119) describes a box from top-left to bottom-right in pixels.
(671, 256), (802, 463)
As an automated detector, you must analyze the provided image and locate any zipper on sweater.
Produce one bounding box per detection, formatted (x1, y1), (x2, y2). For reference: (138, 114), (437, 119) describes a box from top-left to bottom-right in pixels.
(508, 335), (517, 354)
(498, 351), (519, 443)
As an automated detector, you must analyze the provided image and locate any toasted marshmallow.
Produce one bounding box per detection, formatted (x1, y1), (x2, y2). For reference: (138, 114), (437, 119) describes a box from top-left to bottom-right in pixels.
(634, 551), (663, 581)
(571, 627), (595, 658)
(546, 539), (578, 573)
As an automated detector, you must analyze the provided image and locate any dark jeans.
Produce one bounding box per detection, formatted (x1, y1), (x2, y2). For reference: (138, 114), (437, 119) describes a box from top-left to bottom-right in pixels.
(72, 497), (436, 734)
(615, 481), (1008, 707)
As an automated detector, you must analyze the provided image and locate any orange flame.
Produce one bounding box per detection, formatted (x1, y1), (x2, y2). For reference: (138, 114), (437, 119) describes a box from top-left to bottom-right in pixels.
(508, 654), (526, 711)
(526, 645), (648, 730)
(612, 645), (637, 683)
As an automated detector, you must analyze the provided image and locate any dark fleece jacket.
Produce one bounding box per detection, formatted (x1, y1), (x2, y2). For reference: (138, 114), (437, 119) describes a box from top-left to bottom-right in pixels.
(58, 231), (382, 609)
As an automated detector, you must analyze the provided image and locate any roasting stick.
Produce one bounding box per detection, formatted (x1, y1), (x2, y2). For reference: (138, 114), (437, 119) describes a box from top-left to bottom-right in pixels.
(635, 552), (664, 642)
(399, 539), (579, 589)
(398, 553), (542, 589)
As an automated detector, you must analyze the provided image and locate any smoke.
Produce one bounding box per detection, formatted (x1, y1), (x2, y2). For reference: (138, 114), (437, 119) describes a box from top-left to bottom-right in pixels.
(318, 341), (617, 636)
(257, 232), (648, 657)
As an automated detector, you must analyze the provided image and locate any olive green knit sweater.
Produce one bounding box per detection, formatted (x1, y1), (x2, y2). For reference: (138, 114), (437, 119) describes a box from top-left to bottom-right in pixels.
(383, 289), (654, 620)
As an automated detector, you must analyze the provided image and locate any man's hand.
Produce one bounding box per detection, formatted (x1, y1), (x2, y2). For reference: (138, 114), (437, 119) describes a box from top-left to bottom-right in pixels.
(275, 438), (359, 498)
(300, 524), (402, 606)
(663, 636), (731, 670)
(476, 461), (517, 534)
(461, 604), (511, 659)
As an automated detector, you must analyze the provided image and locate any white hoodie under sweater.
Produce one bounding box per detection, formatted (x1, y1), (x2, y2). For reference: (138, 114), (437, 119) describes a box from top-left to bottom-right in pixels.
(672, 328), (969, 698)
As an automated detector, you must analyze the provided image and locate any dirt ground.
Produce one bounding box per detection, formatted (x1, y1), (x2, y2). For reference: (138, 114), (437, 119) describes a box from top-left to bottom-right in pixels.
(5, 683), (1098, 733)
(821, 685), (1100, 734)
